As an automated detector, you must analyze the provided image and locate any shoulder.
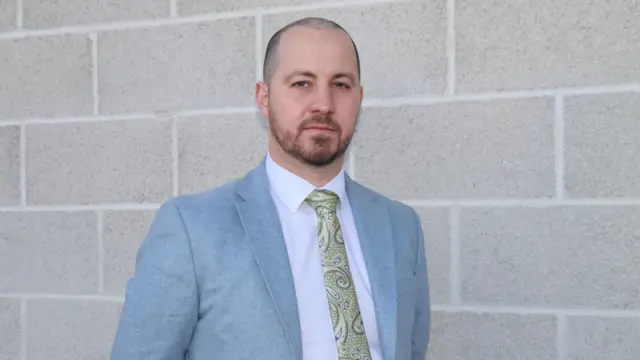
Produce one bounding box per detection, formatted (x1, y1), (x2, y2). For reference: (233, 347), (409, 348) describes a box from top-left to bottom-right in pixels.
(349, 180), (420, 225)
(158, 177), (242, 219)
(348, 180), (425, 262)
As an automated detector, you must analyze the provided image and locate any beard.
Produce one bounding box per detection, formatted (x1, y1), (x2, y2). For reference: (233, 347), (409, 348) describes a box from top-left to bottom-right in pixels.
(268, 111), (355, 167)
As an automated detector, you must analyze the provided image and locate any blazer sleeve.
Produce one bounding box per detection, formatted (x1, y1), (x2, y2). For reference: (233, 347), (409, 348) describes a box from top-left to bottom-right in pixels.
(411, 208), (431, 360)
(110, 199), (199, 360)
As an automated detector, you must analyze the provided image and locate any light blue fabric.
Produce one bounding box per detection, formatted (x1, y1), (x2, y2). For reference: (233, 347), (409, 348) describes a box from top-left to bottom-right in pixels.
(110, 157), (430, 360)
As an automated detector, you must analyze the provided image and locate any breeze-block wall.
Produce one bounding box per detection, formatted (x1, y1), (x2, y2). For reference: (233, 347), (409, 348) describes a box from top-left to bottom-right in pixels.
(1, 0), (639, 359)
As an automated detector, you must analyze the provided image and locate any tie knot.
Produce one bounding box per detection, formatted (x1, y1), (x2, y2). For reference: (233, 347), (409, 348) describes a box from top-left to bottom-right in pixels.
(304, 189), (339, 212)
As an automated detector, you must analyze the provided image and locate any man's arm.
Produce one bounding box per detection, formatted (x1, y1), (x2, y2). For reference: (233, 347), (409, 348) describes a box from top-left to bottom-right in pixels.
(411, 208), (431, 360)
(110, 199), (199, 360)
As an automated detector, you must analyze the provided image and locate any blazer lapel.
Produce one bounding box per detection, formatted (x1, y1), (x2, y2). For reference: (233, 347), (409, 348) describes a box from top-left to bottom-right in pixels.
(346, 176), (398, 360)
(235, 159), (303, 360)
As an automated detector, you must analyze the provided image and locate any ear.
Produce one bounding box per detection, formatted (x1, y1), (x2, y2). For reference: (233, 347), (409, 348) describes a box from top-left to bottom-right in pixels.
(255, 81), (269, 120)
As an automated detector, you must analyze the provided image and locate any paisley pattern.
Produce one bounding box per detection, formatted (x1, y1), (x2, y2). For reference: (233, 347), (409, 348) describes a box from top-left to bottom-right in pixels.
(305, 189), (372, 360)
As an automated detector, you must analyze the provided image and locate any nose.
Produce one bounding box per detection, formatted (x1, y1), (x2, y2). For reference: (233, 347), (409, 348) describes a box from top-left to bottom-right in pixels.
(310, 84), (335, 115)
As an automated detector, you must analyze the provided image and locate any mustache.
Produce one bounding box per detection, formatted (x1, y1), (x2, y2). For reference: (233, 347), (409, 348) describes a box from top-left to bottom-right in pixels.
(298, 115), (341, 132)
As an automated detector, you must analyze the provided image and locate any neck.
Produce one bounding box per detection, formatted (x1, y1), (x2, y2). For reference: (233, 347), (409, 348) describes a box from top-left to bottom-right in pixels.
(268, 145), (344, 188)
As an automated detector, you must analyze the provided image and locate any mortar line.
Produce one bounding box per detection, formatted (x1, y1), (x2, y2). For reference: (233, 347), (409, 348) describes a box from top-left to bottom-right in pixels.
(445, 0), (456, 95)
(555, 95), (565, 199)
(402, 198), (640, 207)
(255, 14), (263, 82)
(360, 84), (640, 107)
(170, 0), (178, 17)
(90, 32), (99, 115)
(20, 298), (27, 360)
(449, 206), (461, 304)
(0, 107), (257, 125)
(347, 150), (356, 180)
(172, 118), (179, 197)
(1, 293), (125, 302)
(432, 304), (640, 318)
(0, 0), (407, 39)
(16, 0), (23, 29)
(0, 203), (162, 212)
(557, 313), (568, 360)
(19, 124), (26, 207)
(97, 210), (104, 293)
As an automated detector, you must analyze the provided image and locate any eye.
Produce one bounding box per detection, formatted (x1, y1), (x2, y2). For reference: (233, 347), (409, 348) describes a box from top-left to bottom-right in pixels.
(292, 81), (310, 87)
(334, 82), (351, 89)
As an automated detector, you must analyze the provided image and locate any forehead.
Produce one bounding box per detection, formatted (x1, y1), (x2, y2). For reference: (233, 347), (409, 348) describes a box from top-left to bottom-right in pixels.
(274, 26), (358, 77)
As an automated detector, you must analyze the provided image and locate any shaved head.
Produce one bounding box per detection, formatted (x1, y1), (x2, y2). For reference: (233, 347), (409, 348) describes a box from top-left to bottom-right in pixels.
(262, 17), (361, 85)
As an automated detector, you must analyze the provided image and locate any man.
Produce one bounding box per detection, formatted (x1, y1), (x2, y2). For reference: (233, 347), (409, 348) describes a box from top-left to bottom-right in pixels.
(110, 17), (430, 360)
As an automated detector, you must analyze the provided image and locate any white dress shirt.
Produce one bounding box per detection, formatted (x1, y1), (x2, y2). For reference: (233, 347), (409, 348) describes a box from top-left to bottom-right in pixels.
(265, 154), (382, 360)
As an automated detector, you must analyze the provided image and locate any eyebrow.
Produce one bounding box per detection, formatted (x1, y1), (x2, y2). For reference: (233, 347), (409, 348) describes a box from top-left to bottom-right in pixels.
(284, 70), (357, 83)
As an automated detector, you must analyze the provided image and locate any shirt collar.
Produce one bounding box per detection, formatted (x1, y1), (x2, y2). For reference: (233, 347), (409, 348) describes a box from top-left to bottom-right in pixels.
(265, 153), (347, 213)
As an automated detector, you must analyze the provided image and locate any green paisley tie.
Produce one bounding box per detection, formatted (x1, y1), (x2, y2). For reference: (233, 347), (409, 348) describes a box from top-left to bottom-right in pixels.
(304, 189), (372, 360)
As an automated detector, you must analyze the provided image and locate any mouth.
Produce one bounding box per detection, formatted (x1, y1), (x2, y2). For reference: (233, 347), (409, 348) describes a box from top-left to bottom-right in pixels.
(303, 125), (335, 132)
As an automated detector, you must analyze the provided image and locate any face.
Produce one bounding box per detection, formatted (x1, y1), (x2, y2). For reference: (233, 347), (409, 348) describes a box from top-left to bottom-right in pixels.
(256, 26), (363, 167)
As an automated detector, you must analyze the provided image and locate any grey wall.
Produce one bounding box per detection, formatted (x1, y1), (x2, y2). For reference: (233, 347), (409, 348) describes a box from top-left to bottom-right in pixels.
(1, 0), (639, 359)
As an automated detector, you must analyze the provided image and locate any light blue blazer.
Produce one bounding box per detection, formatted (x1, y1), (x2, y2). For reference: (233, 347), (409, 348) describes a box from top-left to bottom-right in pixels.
(110, 158), (430, 360)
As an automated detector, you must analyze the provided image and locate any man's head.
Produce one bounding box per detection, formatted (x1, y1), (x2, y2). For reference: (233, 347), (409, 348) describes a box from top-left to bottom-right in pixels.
(255, 17), (363, 169)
